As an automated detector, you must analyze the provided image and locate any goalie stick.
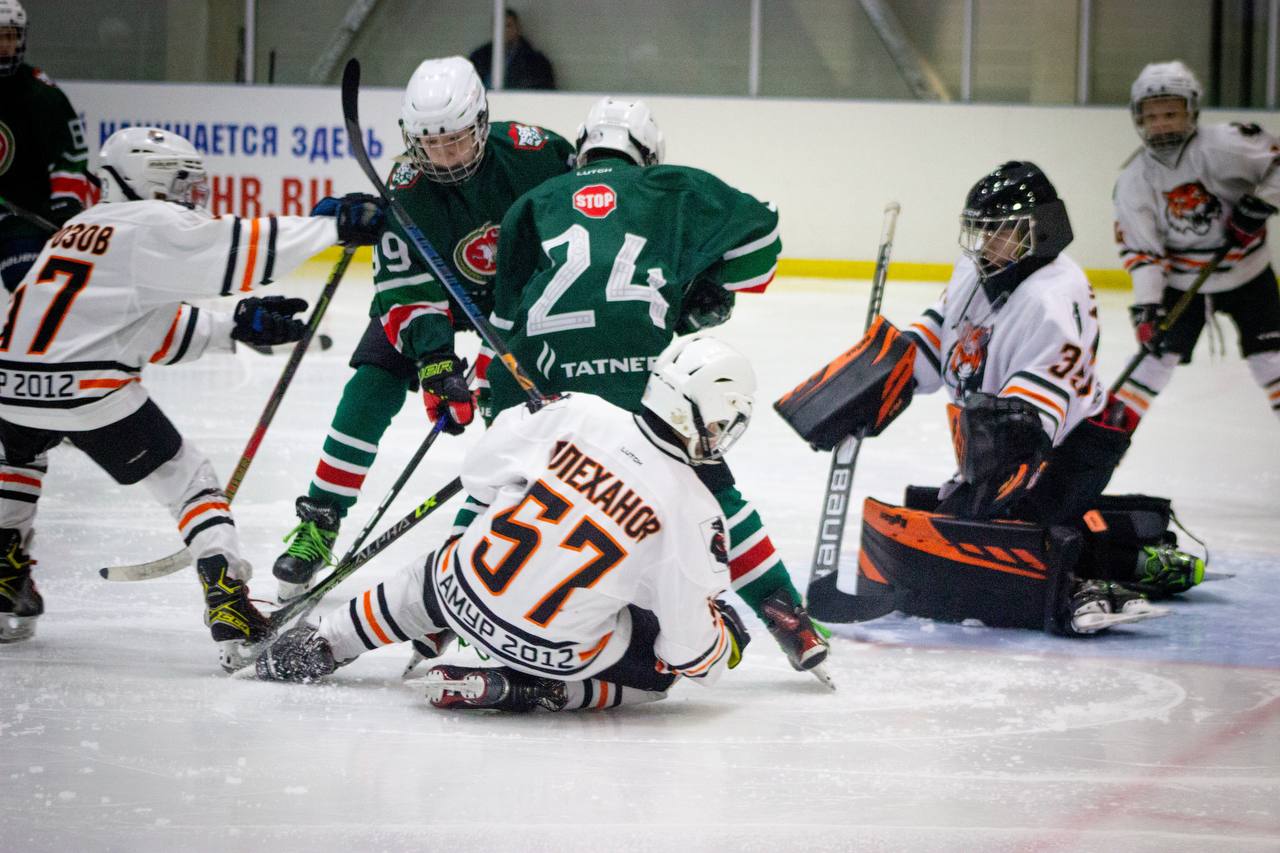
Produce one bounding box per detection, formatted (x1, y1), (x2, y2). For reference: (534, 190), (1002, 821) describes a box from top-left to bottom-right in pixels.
(99, 245), (356, 581)
(805, 202), (900, 621)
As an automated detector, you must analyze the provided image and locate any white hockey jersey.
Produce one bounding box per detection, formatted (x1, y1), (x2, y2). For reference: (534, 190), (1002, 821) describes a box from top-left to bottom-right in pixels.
(0, 201), (338, 431)
(1114, 122), (1280, 304)
(903, 254), (1105, 447)
(431, 393), (735, 684)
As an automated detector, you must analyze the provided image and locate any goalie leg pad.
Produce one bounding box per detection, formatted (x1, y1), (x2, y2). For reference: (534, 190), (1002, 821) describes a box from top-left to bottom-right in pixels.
(773, 315), (916, 451)
(857, 497), (1079, 632)
(1076, 493), (1178, 582)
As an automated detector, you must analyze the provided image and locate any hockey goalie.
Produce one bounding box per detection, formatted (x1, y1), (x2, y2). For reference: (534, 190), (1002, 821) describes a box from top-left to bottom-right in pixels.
(776, 161), (1206, 636)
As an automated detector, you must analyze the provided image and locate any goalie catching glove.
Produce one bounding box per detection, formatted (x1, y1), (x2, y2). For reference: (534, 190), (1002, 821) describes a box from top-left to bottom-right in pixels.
(231, 296), (309, 346)
(774, 316), (917, 451)
(418, 352), (475, 435)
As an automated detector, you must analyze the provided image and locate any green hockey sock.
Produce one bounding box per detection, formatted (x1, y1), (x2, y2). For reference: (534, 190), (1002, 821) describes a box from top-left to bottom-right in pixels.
(714, 483), (802, 616)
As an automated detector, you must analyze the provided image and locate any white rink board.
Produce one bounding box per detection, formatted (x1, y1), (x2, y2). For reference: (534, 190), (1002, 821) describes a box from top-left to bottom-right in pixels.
(61, 78), (1280, 270)
(1, 267), (1277, 852)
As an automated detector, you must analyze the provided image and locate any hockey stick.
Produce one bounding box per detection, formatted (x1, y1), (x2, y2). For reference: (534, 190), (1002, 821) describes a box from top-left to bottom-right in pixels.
(99, 246), (356, 581)
(1109, 243), (1232, 393)
(0, 194), (57, 234)
(805, 202), (900, 621)
(341, 57), (546, 409)
(265, 475), (463, 635)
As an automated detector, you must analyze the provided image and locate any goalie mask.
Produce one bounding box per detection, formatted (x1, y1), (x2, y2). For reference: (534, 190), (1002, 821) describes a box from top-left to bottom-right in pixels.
(400, 56), (489, 185)
(575, 97), (665, 167)
(0, 0), (25, 76)
(640, 335), (756, 464)
(98, 127), (209, 208)
(1130, 60), (1200, 160)
(958, 161), (1073, 302)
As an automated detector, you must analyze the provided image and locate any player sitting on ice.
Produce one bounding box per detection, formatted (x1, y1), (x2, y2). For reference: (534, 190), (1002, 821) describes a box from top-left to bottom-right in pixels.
(0, 127), (384, 668)
(776, 162), (1204, 637)
(256, 336), (756, 713)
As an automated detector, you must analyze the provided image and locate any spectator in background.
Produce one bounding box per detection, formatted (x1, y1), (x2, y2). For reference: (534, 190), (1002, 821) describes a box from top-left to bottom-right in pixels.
(468, 9), (556, 91)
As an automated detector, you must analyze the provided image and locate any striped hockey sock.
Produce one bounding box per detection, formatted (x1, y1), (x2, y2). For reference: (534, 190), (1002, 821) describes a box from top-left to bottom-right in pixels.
(715, 484), (801, 615)
(560, 679), (666, 711)
(308, 364), (410, 517)
(1246, 351), (1280, 423)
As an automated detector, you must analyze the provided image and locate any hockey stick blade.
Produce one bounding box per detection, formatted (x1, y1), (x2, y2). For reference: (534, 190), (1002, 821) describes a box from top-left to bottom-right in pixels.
(805, 572), (898, 623)
(99, 247), (355, 582)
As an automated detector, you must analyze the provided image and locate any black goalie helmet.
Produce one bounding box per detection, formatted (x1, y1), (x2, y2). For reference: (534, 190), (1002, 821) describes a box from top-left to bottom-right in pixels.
(958, 161), (1074, 301)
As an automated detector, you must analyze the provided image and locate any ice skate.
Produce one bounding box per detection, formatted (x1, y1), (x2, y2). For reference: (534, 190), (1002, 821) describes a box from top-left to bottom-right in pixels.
(423, 665), (567, 712)
(273, 496), (340, 603)
(1133, 544), (1205, 597)
(255, 625), (338, 682)
(1061, 579), (1170, 636)
(760, 589), (835, 690)
(0, 529), (42, 643)
(197, 555), (271, 672)
(400, 629), (456, 680)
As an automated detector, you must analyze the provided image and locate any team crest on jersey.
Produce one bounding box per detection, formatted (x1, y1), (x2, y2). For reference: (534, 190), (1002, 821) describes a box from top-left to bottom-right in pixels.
(0, 122), (14, 176)
(453, 223), (501, 284)
(1163, 181), (1221, 236)
(508, 123), (548, 150)
(387, 160), (421, 190)
(573, 184), (616, 219)
(947, 320), (991, 394)
(700, 516), (730, 569)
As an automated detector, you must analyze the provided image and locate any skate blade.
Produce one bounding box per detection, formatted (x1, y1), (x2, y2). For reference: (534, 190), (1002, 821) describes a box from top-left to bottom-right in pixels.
(423, 673), (487, 705)
(1073, 604), (1171, 633)
(1201, 571), (1235, 583)
(0, 615), (36, 643)
(275, 580), (313, 605)
(218, 637), (269, 674)
(401, 649), (427, 680)
(806, 662), (837, 691)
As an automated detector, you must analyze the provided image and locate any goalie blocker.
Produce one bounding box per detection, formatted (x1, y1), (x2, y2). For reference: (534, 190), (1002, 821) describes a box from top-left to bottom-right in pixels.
(774, 316), (916, 451)
(818, 491), (1185, 634)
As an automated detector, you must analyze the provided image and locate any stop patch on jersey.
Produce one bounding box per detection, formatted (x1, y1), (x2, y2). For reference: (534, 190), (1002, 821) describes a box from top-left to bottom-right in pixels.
(573, 184), (616, 219)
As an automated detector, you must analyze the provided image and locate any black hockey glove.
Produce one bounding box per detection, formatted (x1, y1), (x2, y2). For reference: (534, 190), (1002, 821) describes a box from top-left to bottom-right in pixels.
(232, 296), (309, 346)
(676, 277), (735, 334)
(311, 193), (386, 246)
(47, 197), (85, 228)
(1226, 194), (1278, 247)
(713, 599), (751, 669)
(418, 352), (475, 435)
(1129, 303), (1166, 355)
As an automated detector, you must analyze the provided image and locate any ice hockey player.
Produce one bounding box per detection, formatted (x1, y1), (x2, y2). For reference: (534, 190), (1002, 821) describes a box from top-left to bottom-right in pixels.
(480, 96), (831, 684)
(272, 55), (574, 602)
(0, 0), (97, 292)
(1111, 60), (1280, 428)
(776, 161), (1204, 637)
(0, 127), (384, 667)
(257, 336), (754, 713)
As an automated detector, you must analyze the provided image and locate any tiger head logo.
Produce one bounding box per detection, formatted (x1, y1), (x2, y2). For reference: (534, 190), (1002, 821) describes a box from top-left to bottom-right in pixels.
(453, 223), (501, 284)
(947, 321), (991, 393)
(1164, 181), (1221, 236)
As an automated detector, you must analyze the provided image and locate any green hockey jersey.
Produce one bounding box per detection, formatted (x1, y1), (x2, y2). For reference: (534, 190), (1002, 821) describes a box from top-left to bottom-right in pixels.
(485, 157), (780, 417)
(371, 120), (573, 364)
(0, 65), (93, 241)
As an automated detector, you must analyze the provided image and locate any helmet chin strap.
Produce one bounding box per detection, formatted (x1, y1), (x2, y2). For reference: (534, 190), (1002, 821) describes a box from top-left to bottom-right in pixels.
(101, 165), (144, 201)
(634, 409), (696, 465)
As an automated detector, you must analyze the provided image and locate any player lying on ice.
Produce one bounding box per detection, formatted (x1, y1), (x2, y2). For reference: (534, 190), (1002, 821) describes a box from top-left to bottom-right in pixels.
(255, 335), (757, 712)
(0, 126), (385, 667)
(776, 161), (1206, 637)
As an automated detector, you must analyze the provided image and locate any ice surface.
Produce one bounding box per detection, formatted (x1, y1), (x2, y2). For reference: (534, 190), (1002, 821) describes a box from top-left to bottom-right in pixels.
(2, 265), (1277, 852)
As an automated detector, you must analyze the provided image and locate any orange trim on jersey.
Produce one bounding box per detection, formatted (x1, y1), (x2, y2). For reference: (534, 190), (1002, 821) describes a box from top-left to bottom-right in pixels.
(863, 497), (1047, 580)
(909, 322), (940, 351)
(1269, 387), (1280, 402)
(0, 472), (41, 488)
(239, 218), (261, 292)
(78, 377), (139, 391)
(1115, 387), (1150, 413)
(578, 631), (613, 662)
(1002, 385), (1066, 422)
(362, 589), (392, 645)
(858, 550), (889, 584)
(438, 537), (461, 573)
(149, 309), (183, 363)
(677, 623), (729, 677)
(178, 501), (230, 531)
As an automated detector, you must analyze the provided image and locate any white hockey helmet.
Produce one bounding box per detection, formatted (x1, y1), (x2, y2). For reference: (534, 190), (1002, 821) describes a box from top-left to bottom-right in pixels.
(640, 335), (756, 464)
(0, 0), (26, 77)
(575, 97), (665, 167)
(98, 127), (209, 207)
(1130, 60), (1201, 156)
(400, 56), (489, 185)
